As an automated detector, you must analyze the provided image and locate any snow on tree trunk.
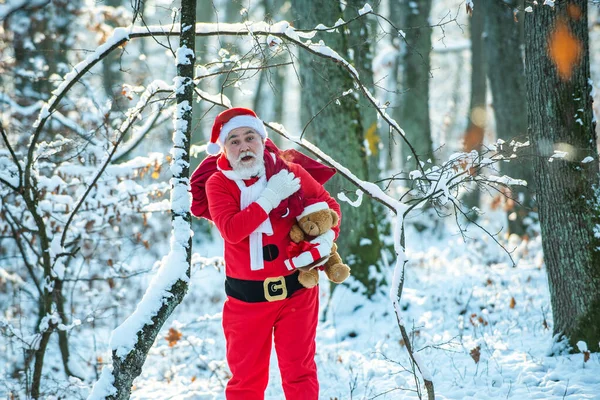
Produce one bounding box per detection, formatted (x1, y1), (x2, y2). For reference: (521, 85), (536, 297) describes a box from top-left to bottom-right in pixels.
(88, 1), (196, 398)
(291, 0), (384, 297)
(484, 0), (533, 236)
(525, 0), (600, 352)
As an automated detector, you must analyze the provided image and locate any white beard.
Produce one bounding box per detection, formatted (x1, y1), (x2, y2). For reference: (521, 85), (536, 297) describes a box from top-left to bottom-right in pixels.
(230, 150), (265, 180)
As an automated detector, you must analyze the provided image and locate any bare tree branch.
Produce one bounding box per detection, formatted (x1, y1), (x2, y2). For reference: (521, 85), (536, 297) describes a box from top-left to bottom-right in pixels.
(0, 121), (23, 188)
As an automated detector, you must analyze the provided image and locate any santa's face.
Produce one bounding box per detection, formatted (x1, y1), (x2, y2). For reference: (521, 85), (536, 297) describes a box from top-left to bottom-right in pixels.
(224, 127), (265, 177)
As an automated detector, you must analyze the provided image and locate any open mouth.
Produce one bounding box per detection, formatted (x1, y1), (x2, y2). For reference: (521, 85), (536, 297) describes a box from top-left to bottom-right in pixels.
(241, 155), (254, 162)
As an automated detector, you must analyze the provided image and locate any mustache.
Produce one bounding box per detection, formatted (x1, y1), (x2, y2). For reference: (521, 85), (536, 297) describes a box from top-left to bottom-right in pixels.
(237, 151), (257, 161)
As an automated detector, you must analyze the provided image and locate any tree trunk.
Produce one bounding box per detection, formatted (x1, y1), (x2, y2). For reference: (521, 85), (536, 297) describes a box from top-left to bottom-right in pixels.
(397, 0), (434, 167)
(525, 0), (600, 352)
(265, 0), (286, 129)
(55, 277), (82, 379)
(388, 1), (402, 172)
(291, 0), (383, 297)
(25, 193), (54, 399)
(253, 0), (287, 148)
(191, 0), (214, 158)
(108, 0), (196, 397)
(344, 0), (380, 180)
(216, 0), (240, 104)
(102, 0), (128, 112)
(462, 0), (487, 217)
(12, 8), (51, 103)
(8, 4), (82, 395)
(343, 0), (392, 256)
(484, 0), (533, 236)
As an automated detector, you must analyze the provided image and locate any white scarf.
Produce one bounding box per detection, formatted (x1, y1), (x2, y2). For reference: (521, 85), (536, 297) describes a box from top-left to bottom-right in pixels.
(221, 167), (273, 271)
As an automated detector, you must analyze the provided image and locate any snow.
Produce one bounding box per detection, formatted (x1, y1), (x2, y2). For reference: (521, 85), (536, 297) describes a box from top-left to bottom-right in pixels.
(359, 4), (373, 16)
(0, 93), (42, 116)
(0, 0), (48, 20)
(87, 366), (117, 400)
(3, 3), (600, 400)
(487, 175), (527, 187)
(108, 56), (193, 360)
(109, 235), (191, 358)
(549, 150), (568, 162)
(49, 236), (65, 261)
(113, 80), (173, 160)
(175, 45), (195, 65)
(359, 238), (372, 246)
(333, 18), (345, 28)
(337, 189), (364, 207)
(33, 26), (132, 130)
(97, 225), (600, 400)
(195, 89), (233, 108)
(576, 341), (588, 353)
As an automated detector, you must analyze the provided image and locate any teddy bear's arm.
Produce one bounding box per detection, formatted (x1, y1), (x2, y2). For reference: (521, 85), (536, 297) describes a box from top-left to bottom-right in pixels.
(289, 223), (306, 243)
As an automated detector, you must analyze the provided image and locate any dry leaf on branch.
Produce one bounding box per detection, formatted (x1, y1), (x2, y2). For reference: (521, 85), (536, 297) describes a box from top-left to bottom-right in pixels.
(165, 327), (183, 347)
(470, 346), (481, 364)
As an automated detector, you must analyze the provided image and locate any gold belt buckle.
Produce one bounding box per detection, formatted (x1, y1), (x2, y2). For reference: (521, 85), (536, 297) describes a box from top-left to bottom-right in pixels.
(263, 276), (287, 302)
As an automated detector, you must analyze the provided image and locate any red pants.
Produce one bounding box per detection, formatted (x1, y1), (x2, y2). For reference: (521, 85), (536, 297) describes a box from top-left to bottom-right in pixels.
(222, 286), (319, 400)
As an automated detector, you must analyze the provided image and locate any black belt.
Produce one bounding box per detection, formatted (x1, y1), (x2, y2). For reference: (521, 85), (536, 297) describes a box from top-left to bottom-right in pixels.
(225, 270), (305, 302)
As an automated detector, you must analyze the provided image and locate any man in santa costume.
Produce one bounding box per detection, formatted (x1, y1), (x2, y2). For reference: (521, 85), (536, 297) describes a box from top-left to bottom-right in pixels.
(202, 107), (341, 400)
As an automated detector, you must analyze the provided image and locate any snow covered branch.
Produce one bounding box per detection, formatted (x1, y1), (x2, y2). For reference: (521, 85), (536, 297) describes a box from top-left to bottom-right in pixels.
(59, 80), (173, 248)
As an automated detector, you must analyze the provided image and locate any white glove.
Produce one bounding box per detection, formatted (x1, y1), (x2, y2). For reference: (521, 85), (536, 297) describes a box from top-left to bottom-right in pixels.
(283, 230), (335, 271)
(256, 170), (301, 213)
(310, 229), (334, 255)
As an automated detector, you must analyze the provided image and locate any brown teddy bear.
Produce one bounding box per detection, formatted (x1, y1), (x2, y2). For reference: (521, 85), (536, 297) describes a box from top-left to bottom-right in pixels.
(284, 201), (351, 288)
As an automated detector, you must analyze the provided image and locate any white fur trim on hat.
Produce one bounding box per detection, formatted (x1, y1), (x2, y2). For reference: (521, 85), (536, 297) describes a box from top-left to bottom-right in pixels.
(219, 115), (267, 145)
(297, 201), (329, 220)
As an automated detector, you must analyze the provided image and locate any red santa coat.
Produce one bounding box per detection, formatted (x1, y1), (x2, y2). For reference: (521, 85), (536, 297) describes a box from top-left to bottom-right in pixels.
(206, 162), (340, 281)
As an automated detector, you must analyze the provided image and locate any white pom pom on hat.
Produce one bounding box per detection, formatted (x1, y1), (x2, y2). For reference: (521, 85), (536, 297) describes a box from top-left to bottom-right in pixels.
(206, 107), (268, 155)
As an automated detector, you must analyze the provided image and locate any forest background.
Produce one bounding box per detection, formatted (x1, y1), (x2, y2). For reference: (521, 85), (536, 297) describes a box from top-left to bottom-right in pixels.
(1, 0), (600, 399)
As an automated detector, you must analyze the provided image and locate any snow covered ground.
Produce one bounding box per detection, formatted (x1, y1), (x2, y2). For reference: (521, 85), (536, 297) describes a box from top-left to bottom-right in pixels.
(117, 218), (600, 400)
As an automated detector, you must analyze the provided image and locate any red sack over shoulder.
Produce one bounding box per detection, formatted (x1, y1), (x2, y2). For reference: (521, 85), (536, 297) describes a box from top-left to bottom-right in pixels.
(190, 139), (336, 221)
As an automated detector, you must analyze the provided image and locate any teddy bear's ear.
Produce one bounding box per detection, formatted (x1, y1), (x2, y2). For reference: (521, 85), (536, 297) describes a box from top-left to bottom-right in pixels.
(330, 210), (339, 227)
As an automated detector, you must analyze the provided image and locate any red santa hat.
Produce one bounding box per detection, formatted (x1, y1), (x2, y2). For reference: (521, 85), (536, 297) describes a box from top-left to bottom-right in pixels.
(206, 107), (268, 155)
